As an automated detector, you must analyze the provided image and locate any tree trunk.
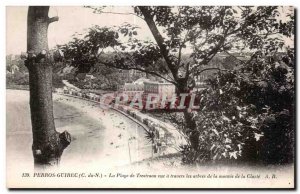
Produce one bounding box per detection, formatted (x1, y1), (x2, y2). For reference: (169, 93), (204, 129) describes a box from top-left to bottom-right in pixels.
(138, 6), (199, 150)
(138, 6), (179, 81)
(26, 6), (71, 169)
(177, 80), (199, 150)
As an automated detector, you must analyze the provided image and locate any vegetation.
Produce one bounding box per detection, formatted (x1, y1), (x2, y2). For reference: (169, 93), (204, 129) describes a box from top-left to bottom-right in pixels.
(56, 6), (294, 165)
(174, 49), (294, 164)
(9, 6), (293, 166)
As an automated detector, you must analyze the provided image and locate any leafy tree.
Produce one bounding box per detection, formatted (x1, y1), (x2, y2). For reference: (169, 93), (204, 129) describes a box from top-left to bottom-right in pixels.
(192, 47), (294, 164)
(59, 6), (294, 163)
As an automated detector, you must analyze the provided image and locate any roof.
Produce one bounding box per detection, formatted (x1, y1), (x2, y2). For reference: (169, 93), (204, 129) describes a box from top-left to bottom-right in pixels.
(144, 81), (174, 85)
(133, 78), (150, 84)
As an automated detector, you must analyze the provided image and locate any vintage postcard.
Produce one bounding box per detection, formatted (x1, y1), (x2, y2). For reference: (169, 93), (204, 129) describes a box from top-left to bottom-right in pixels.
(6, 6), (295, 189)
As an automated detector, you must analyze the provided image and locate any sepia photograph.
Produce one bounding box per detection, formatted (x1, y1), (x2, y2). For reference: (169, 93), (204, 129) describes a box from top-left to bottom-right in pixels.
(5, 5), (295, 189)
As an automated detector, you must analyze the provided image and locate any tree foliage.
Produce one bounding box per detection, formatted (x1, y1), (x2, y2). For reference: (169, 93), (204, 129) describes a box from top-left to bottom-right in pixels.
(60, 6), (293, 87)
(58, 6), (294, 164)
(193, 48), (294, 164)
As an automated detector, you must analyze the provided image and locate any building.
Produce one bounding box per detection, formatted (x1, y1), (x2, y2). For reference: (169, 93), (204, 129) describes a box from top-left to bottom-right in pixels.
(143, 81), (175, 99)
(121, 78), (150, 101)
(142, 81), (176, 108)
(118, 78), (176, 109)
(115, 69), (146, 83)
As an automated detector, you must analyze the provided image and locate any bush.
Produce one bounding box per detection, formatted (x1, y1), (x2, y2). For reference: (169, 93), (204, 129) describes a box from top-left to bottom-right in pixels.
(6, 71), (29, 86)
(192, 50), (295, 164)
(170, 50), (294, 165)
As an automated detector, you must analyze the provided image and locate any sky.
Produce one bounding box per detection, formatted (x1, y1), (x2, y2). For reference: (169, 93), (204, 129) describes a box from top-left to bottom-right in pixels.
(6, 6), (155, 55)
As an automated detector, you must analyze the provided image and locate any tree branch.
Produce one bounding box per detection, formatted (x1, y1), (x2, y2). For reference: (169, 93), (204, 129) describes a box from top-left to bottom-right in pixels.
(224, 51), (246, 64)
(194, 67), (229, 76)
(190, 27), (232, 74)
(96, 56), (177, 86)
(99, 11), (145, 20)
(48, 16), (59, 23)
(110, 46), (177, 84)
(138, 6), (179, 80)
(177, 29), (190, 68)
